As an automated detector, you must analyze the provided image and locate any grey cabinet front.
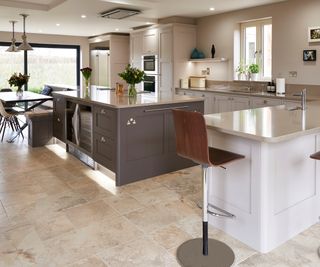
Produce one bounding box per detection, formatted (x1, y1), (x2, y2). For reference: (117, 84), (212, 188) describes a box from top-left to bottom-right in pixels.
(117, 101), (203, 185)
(53, 95), (66, 142)
(92, 105), (116, 171)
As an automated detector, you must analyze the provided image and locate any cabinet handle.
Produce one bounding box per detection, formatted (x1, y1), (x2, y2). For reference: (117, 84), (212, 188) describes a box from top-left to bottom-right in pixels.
(57, 118), (61, 122)
(101, 109), (106, 114)
(228, 97), (233, 101)
(144, 106), (188, 113)
(263, 100), (268, 104)
(127, 118), (136, 125)
(100, 136), (106, 143)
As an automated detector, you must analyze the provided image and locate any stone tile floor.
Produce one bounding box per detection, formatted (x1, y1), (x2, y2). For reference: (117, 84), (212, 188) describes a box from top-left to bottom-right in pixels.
(0, 135), (319, 266)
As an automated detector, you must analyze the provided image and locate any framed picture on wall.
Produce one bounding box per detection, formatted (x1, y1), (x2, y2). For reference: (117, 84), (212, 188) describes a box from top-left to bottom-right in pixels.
(303, 50), (317, 61)
(308, 26), (320, 42)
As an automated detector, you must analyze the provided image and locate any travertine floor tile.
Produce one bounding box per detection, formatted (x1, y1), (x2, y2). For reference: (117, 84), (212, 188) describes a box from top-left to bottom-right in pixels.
(64, 200), (119, 229)
(103, 193), (145, 215)
(67, 256), (108, 267)
(1, 140), (319, 267)
(98, 237), (179, 267)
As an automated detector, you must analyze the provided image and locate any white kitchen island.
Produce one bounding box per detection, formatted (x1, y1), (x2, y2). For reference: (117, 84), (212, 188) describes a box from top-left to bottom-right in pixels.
(204, 102), (320, 253)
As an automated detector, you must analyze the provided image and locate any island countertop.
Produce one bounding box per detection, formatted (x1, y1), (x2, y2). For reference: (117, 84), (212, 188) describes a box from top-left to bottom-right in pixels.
(52, 90), (204, 108)
(205, 101), (320, 143)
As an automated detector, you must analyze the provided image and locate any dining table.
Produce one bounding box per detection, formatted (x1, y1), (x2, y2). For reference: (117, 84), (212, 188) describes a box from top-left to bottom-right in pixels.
(0, 91), (53, 142)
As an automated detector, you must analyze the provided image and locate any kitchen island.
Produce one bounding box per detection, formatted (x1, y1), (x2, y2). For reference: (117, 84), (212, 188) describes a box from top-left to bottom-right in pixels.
(204, 102), (320, 253)
(52, 90), (204, 186)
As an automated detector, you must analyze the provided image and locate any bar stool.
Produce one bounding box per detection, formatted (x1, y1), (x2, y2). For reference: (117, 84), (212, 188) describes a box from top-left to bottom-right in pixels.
(172, 109), (244, 267)
(309, 152), (320, 258)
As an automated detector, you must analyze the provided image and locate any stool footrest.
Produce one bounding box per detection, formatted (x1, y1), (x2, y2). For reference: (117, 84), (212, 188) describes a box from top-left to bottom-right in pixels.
(197, 202), (235, 219)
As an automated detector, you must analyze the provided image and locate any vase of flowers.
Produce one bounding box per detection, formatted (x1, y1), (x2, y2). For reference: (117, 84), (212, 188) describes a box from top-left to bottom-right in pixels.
(80, 67), (92, 97)
(8, 72), (29, 97)
(118, 64), (146, 97)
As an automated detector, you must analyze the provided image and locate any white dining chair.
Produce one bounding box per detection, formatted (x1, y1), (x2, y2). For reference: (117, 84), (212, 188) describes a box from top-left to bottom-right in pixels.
(0, 100), (24, 142)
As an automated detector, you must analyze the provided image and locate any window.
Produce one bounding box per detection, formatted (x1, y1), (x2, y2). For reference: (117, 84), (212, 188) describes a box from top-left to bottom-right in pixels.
(240, 19), (272, 80)
(0, 43), (80, 92)
(0, 46), (24, 88)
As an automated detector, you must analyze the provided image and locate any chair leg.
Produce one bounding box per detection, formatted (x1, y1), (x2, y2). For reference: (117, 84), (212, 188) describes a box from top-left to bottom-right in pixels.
(202, 166), (209, 256)
(176, 165), (235, 267)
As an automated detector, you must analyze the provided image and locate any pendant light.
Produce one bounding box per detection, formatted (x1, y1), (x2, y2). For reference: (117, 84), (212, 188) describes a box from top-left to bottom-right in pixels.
(6, 21), (18, 52)
(17, 14), (33, 51)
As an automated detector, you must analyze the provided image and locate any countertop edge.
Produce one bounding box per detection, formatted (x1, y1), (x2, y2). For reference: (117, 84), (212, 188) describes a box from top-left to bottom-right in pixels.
(176, 87), (319, 101)
(52, 91), (204, 108)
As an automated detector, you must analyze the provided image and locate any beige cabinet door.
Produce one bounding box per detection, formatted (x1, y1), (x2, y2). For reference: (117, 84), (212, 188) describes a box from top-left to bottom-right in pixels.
(250, 97), (282, 108)
(130, 32), (143, 61)
(143, 29), (158, 54)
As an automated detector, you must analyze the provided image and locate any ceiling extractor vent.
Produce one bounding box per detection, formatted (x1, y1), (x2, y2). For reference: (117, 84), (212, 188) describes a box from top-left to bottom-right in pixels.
(100, 8), (141, 19)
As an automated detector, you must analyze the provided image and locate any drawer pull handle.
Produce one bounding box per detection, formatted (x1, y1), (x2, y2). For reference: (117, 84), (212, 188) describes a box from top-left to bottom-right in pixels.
(264, 100), (267, 104)
(101, 136), (106, 143)
(127, 118), (136, 125)
(101, 109), (106, 114)
(144, 106), (188, 113)
(57, 118), (61, 122)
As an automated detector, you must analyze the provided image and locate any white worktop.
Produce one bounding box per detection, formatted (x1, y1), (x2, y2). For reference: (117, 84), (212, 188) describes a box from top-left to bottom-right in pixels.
(53, 89), (203, 108)
(205, 101), (320, 143)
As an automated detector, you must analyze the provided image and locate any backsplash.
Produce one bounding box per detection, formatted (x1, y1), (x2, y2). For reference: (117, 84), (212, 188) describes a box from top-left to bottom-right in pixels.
(206, 80), (320, 97)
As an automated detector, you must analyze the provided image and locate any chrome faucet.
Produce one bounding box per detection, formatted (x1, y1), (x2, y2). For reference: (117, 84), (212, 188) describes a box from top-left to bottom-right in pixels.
(293, 88), (307, 110)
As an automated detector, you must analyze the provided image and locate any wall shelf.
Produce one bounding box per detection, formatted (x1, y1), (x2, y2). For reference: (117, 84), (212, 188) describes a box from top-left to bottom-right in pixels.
(188, 58), (228, 63)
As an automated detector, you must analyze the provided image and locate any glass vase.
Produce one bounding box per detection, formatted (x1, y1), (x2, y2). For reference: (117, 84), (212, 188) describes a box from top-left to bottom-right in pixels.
(85, 79), (90, 98)
(16, 86), (23, 97)
(128, 84), (137, 97)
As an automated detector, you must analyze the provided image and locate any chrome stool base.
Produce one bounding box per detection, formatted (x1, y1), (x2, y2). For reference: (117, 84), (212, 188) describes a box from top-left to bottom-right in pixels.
(177, 238), (235, 267)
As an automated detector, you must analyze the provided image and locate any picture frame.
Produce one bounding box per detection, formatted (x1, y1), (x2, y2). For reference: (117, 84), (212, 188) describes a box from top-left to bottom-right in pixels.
(303, 50), (317, 62)
(308, 26), (320, 42)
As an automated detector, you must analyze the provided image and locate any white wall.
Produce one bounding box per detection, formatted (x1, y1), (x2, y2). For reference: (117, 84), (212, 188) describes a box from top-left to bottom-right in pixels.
(196, 0), (320, 85)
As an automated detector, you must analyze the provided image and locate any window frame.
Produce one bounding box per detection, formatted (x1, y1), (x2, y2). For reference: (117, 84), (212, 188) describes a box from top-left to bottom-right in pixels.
(0, 42), (81, 89)
(240, 18), (272, 81)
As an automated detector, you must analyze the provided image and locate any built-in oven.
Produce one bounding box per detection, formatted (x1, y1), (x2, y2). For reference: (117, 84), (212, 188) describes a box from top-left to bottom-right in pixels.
(143, 75), (157, 93)
(142, 55), (157, 73)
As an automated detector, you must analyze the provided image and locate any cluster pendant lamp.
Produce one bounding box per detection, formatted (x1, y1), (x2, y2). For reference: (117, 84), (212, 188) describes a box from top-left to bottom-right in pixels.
(6, 14), (33, 52)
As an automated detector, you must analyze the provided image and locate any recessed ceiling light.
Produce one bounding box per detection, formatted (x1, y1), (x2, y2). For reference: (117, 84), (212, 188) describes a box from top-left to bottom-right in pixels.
(38, 29), (42, 33)
(146, 22), (152, 25)
(81, 14), (86, 18)
(209, 7), (215, 11)
(56, 23), (60, 26)
(115, 28), (119, 31)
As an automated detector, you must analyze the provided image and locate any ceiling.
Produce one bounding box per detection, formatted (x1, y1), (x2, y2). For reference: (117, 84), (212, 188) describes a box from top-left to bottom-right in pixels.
(0, 0), (287, 37)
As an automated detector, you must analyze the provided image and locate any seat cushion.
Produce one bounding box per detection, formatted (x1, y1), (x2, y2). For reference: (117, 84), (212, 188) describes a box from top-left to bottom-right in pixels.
(209, 147), (244, 166)
(40, 85), (53, 96)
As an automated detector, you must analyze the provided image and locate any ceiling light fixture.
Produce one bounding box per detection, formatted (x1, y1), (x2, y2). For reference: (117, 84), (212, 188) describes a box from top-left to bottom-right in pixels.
(17, 14), (33, 51)
(115, 28), (119, 31)
(56, 23), (60, 26)
(6, 20), (18, 52)
(81, 14), (86, 18)
(209, 7), (215, 11)
(146, 22), (152, 25)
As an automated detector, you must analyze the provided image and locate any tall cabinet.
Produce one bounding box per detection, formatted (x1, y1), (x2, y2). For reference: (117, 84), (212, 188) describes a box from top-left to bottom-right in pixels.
(130, 24), (196, 97)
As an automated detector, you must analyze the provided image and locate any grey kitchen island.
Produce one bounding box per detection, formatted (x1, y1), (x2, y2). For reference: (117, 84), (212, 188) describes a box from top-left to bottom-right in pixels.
(52, 90), (204, 186)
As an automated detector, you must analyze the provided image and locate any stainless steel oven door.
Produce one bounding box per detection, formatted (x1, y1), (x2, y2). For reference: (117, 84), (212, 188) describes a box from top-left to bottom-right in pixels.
(143, 55), (156, 72)
(143, 75), (156, 92)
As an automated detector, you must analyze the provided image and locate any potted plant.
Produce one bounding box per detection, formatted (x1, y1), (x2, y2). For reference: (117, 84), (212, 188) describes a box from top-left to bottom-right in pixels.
(236, 62), (248, 80)
(248, 64), (260, 81)
(8, 72), (29, 97)
(118, 64), (146, 97)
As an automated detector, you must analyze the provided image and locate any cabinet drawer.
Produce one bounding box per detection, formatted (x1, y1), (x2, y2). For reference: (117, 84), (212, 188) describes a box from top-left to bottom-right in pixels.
(53, 114), (65, 141)
(93, 133), (115, 171)
(93, 106), (115, 136)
